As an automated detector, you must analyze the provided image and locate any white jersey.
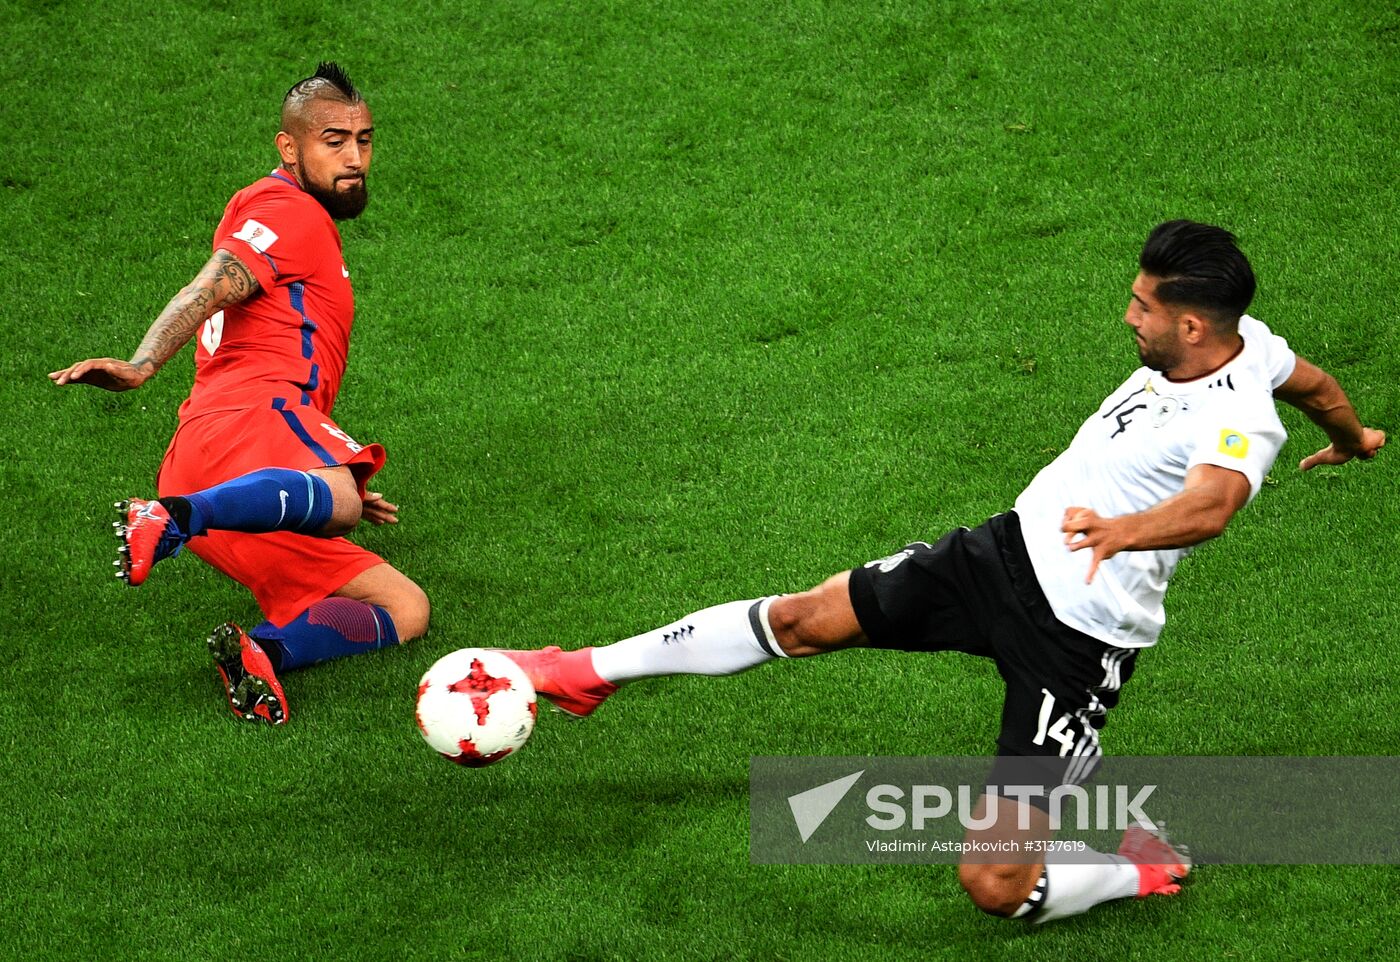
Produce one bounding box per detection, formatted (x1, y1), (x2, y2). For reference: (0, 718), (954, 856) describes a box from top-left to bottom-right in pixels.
(1014, 315), (1296, 648)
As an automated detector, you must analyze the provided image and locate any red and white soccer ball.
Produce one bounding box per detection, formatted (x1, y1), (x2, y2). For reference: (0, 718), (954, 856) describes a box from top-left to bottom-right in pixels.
(415, 648), (537, 767)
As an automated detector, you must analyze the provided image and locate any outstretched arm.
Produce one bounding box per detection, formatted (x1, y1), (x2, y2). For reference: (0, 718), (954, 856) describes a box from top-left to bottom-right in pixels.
(1061, 464), (1252, 584)
(49, 249), (260, 392)
(1273, 356), (1386, 470)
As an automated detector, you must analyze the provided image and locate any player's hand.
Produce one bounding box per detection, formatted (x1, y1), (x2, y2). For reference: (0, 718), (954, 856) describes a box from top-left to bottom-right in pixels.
(361, 491), (399, 525)
(48, 358), (153, 392)
(1298, 427), (1386, 471)
(1061, 506), (1125, 584)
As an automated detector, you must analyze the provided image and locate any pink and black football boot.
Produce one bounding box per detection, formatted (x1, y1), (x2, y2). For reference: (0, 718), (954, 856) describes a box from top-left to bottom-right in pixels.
(208, 622), (288, 726)
(112, 497), (188, 586)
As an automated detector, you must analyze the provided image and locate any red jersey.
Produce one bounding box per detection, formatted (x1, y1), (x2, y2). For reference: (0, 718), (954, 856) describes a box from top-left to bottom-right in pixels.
(179, 171), (356, 420)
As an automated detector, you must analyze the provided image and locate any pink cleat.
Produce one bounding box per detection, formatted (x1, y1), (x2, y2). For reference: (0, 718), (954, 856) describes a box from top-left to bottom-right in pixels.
(1119, 823), (1191, 897)
(208, 622), (288, 726)
(492, 646), (617, 718)
(113, 497), (186, 586)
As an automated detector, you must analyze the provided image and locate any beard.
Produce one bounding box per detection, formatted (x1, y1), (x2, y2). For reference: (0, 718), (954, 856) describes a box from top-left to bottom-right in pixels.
(1136, 337), (1182, 374)
(305, 173), (370, 221)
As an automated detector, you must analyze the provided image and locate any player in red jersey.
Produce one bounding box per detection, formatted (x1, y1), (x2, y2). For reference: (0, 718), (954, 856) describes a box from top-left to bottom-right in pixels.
(50, 63), (428, 726)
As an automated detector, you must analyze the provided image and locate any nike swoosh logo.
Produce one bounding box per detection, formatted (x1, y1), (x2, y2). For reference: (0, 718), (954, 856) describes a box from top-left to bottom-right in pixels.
(277, 490), (289, 525)
(342, 265), (350, 278)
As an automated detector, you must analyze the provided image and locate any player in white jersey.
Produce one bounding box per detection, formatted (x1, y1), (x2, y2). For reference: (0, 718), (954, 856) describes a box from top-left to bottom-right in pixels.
(502, 221), (1384, 923)
(1015, 310), (1295, 649)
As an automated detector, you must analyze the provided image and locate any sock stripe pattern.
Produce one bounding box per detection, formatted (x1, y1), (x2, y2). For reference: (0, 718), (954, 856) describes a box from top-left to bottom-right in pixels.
(747, 601), (775, 656)
(299, 470), (318, 529)
(1012, 869), (1050, 920)
(254, 599), (400, 671)
(746, 597), (786, 657)
(308, 597), (386, 645)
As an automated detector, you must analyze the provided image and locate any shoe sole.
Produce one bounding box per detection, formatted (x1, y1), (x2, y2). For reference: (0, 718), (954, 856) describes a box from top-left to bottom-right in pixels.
(208, 623), (242, 665)
(207, 624), (286, 726)
(234, 675), (283, 724)
(540, 698), (589, 720)
(112, 500), (135, 585)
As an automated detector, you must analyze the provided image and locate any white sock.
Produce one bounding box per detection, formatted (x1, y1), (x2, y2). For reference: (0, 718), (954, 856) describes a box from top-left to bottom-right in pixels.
(1013, 852), (1139, 923)
(590, 597), (785, 684)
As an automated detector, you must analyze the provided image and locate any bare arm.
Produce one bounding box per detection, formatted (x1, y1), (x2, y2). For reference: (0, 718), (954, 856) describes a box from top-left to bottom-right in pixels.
(49, 249), (260, 391)
(1273, 356), (1386, 470)
(1061, 463), (1252, 584)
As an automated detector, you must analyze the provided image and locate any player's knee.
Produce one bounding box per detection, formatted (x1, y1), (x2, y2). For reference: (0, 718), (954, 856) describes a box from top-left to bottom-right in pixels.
(324, 495), (363, 536)
(768, 575), (860, 656)
(384, 580), (430, 642)
(311, 466), (363, 536)
(958, 863), (1031, 918)
(768, 594), (819, 655)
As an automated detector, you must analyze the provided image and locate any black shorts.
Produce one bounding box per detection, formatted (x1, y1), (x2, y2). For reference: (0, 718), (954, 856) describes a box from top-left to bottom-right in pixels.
(847, 511), (1138, 789)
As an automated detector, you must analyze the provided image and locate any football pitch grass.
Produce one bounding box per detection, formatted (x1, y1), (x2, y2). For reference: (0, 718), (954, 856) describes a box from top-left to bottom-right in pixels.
(4, 0), (1399, 958)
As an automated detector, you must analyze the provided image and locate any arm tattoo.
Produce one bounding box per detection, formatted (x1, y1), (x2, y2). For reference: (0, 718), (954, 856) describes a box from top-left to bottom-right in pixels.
(130, 249), (261, 372)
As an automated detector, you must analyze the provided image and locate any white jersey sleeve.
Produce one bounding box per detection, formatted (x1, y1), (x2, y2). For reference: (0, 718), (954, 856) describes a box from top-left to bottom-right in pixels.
(1185, 389), (1287, 501)
(1239, 314), (1297, 389)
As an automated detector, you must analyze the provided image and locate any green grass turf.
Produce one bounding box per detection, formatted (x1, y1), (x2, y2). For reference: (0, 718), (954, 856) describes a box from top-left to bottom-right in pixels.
(3, 0), (1399, 958)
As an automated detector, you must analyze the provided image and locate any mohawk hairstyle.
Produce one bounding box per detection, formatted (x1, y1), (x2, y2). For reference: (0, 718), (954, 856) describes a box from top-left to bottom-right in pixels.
(1139, 220), (1256, 329)
(283, 61), (362, 109)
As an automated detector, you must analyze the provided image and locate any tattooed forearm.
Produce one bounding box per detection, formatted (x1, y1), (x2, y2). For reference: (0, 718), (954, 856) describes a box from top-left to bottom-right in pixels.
(129, 286), (215, 372)
(129, 250), (260, 373)
(209, 249), (258, 305)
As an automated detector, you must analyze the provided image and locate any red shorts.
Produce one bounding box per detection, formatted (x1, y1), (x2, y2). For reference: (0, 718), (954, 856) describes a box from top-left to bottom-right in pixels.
(157, 402), (388, 627)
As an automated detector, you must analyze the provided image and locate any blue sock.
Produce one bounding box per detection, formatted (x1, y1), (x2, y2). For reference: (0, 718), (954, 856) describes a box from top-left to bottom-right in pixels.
(180, 468), (334, 536)
(251, 598), (400, 671)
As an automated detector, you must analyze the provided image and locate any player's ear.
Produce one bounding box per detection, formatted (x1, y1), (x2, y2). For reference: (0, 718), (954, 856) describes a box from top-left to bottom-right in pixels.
(275, 130), (298, 168)
(1178, 310), (1210, 344)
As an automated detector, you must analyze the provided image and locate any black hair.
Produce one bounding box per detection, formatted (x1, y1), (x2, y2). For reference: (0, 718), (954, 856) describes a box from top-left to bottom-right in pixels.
(1139, 220), (1256, 328)
(283, 61), (362, 108)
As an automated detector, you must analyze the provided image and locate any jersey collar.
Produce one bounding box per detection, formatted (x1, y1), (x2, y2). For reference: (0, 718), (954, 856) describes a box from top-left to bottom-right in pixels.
(1160, 335), (1246, 385)
(269, 169), (302, 190)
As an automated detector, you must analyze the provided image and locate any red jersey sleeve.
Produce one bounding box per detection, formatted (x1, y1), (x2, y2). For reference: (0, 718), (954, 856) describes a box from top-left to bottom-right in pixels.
(213, 183), (325, 291)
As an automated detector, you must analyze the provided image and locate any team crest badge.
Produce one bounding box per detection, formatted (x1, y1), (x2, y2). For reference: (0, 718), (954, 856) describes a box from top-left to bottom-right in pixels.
(233, 218), (279, 253)
(1150, 396), (1181, 427)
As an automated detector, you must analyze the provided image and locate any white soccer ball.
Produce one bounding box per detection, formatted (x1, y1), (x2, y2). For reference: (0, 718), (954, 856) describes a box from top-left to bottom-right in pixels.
(415, 648), (537, 767)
